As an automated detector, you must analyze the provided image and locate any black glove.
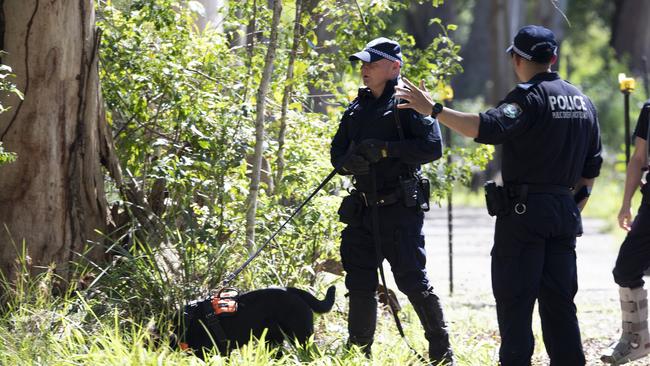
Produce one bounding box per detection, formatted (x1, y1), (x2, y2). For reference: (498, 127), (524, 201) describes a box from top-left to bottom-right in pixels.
(356, 139), (388, 163)
(342, 154), (370, 175)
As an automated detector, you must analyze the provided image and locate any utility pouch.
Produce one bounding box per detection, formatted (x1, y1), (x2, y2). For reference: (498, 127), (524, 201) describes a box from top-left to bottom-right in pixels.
(400, 177), (419, 208)
(417, 177), (430, 212)
(338, 193), (364, 226)
(484, 180), (508, 217)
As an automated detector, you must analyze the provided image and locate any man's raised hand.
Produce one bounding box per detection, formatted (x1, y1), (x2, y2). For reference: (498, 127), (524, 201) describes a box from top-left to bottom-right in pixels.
(395, 78), (435, 116)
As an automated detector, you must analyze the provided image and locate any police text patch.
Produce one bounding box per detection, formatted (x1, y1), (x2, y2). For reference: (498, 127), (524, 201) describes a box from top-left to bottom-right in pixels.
(549, 95), (588, 119)
(501, 103), (522, 119)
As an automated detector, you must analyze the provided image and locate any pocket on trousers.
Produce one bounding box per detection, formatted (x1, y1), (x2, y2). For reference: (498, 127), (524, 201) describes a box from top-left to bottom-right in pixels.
(338, 194), (364, 226)
(490, 216), (524, 257)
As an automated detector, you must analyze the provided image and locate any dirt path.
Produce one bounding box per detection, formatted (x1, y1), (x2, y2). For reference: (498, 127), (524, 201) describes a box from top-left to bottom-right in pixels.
(381, 205), (647, 365)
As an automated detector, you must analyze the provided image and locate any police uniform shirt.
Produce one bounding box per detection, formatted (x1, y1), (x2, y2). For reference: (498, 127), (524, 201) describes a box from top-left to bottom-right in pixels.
(475, 72), (603, 187)
(330, 78), (443, 193)
(633, 101), (650, 142)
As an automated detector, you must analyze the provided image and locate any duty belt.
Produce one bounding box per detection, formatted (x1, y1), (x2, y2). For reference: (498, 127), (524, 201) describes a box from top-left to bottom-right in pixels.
(505, 183), (572, 196)
(358, 190), (400, 207)
(504, 184), (572, 215)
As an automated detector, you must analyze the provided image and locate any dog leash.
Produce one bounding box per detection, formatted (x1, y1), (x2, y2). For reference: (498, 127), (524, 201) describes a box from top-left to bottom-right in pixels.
(221, 149), (355, 287)
(369, 165), (429, 364)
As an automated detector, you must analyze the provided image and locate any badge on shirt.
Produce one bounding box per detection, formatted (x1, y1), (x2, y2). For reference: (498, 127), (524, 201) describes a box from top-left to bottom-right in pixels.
(501, 103), (522, 119)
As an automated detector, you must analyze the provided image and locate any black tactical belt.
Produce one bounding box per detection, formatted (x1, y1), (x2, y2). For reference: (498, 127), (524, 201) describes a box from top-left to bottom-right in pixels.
(506, 184), (571, 196)
(358, 190), (400, 207)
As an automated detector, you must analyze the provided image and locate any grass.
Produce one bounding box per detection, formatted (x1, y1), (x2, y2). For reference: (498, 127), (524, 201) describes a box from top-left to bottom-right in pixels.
(0, 284), (636, 366)
(2, 159), (647, 365)
(3, 267), (643, 366)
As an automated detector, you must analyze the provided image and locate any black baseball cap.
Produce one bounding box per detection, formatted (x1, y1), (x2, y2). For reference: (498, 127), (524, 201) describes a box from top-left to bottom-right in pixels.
(506, 25), (558, 63)
(349, 37), (403, 65)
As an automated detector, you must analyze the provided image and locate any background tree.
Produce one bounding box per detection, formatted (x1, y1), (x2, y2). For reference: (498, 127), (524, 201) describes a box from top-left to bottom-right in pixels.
(611, 0), (650, 76)
(0, 0), (115, 283)
(244, 0), (282, 249)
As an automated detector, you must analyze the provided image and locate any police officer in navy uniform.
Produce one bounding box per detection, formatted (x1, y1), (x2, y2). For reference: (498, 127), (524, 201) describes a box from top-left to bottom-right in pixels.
(330, 37), (453, 364)
(395, 25), (603, 365)
(601, 101), (650, 365)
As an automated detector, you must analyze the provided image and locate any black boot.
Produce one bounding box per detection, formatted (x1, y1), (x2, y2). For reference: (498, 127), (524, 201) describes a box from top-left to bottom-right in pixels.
(347, 290), (377, 357)
(407, 287), (454, 365)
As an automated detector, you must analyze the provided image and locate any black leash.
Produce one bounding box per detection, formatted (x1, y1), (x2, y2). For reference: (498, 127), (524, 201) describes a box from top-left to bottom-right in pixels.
(369, 165), (428, 364)
(221, 149), (354, 287)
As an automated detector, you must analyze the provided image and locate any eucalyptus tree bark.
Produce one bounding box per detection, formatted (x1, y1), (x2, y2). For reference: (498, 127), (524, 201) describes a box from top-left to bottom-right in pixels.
(194, 0), (226, 32)
(489, 0), (523, 106)
(275, 0), (303, 192)
(0, 0), (113, 282)
(481, 0), (524, 185)
(611, 0), (650, 75)
(244, 0), (282, 249)
(304, 0), (334, 114)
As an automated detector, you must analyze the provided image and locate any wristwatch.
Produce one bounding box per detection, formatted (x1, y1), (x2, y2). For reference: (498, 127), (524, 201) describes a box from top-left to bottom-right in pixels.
(430, 102), (443, 118)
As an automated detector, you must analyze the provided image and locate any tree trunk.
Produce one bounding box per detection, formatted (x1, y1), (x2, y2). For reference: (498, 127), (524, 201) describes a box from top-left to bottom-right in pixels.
(481, 0), (525, 185)
(611, 0), (650, 75)
(0, 0), (111, 282)
(535, 0), (568, 41)
(244, 0), (282, 249)
(275, 0), (303, 191)
(452, 0), (491, 99)
(194, 0), (226, 32)
(304, 0), (334, 114)
(489, 0), (523, 106)
(405, 1), (455, 50)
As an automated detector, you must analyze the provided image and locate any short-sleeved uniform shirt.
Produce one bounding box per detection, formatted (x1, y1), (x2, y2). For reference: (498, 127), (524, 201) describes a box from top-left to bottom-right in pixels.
(475, 72), (603, 186)
(633, 101), (650, 142)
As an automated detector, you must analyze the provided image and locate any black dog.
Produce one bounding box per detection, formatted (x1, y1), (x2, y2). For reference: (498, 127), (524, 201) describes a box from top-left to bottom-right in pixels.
(171, 286), (336, 356)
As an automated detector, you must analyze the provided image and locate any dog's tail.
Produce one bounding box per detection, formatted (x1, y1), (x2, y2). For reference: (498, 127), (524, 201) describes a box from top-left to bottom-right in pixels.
(287, 286), (336, 314)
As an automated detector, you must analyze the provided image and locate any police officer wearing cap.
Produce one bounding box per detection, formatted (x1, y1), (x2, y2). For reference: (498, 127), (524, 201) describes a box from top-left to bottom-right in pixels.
(395, 25), (603, 365)
(330, 37), (453, 363)
(601, 101), (650, 365)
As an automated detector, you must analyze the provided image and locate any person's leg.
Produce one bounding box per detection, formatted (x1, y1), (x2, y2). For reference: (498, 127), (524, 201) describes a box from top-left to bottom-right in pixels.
(612, 204), (650, 289)
(603, 203), (650, 364)
(385, 206), (453, 364)
(537, 237), (585, 366)
(340, 222), (378, 356)
(491, 214), (545, 366)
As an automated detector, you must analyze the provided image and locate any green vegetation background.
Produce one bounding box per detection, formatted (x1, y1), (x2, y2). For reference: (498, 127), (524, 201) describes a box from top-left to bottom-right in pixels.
(0, 0), (646, 364)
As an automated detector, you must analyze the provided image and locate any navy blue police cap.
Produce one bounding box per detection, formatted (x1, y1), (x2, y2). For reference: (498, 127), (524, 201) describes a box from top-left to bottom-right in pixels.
(349, 37), (403, 65)
(506, 25), (558, 63)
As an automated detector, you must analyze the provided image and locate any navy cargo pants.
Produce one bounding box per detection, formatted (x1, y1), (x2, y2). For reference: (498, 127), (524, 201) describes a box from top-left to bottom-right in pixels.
(340, 202), (430, 294)
(491, 193), (586, 366)
(613, 184), (650, 288)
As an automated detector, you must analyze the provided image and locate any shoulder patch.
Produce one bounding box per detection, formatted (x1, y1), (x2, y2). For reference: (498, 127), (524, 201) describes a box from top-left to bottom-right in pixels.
(500, 103), (523, 119)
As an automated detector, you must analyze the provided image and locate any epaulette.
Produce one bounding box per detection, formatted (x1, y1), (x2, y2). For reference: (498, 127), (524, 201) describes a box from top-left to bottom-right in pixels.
(517, 82), (534, 90)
